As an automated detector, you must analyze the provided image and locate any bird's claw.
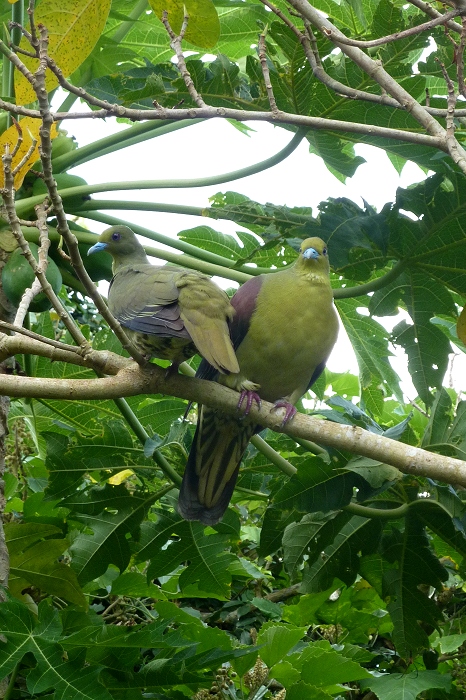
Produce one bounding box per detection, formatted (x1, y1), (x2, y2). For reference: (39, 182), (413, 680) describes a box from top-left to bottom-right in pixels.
(237, 390), (261, 416)
(271, 400), (297, 426)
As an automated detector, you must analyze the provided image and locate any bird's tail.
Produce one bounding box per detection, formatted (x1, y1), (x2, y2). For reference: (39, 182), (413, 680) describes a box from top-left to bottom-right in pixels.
(178, 406), (255, 525)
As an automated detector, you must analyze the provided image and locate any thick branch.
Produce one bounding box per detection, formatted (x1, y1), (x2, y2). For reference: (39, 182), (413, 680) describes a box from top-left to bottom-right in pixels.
(0, 364), (464, 488)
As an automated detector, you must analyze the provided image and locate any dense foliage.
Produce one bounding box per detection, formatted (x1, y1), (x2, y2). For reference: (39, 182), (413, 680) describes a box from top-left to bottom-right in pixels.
(1, 1), (466, 698)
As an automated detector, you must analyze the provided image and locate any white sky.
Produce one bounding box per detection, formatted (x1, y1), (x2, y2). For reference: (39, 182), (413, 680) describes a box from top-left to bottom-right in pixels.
(63, 114), (465, 401)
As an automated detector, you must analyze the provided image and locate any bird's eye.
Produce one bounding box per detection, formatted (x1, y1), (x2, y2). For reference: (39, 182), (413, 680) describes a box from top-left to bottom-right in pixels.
(322, 247), (327, 255)
(111, 232), (121, 241)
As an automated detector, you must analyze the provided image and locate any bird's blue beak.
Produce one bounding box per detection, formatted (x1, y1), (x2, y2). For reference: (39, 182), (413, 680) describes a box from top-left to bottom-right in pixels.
(87, 241), (108, 256)
(302, 247), (319, 259)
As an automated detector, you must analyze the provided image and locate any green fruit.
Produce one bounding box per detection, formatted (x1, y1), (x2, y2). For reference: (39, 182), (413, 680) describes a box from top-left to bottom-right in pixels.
(51, 131), (78, 160)
(2, 242), (62, 312)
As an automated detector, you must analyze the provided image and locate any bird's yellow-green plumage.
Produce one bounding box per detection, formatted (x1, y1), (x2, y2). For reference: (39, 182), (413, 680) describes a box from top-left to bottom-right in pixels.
(87, 226), (239, 374)
(178, 237), (339, 524)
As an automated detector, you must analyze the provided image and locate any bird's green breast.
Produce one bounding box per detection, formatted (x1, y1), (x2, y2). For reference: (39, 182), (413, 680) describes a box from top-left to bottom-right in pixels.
(235, 271), (338, 402)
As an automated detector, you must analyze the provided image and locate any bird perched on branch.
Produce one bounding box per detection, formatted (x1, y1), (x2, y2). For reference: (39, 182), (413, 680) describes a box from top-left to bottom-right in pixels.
(87, 226), (239, 374)
(178, 237), (339, 525)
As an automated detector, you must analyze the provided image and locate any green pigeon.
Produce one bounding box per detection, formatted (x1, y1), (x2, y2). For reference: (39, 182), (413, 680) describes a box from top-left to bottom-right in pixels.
(87, 226), (239, 374)
(178, 237), (339, 524)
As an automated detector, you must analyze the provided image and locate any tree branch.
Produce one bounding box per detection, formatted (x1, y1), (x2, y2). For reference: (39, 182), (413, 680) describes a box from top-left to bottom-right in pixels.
(25, 23), (147, 366)
(0, 362), (464, 488)
(324, 8), (463, 48)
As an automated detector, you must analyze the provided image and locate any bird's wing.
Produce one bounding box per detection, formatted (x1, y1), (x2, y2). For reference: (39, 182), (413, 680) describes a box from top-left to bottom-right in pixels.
(194, 275), (264, 381)
(108, 266), (191, 339)
(177, 273), (239, 374)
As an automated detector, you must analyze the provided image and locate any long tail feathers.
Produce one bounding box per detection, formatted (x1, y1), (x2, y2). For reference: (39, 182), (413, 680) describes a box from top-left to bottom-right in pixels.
(178, 406), (255, 525)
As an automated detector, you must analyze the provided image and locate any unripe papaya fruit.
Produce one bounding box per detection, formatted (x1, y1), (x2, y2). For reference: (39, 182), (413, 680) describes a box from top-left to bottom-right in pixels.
(2, 242), (62, 312)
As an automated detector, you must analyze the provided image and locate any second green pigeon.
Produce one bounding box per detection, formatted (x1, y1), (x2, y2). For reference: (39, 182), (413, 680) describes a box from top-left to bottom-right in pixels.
(87, 226), (239, 374)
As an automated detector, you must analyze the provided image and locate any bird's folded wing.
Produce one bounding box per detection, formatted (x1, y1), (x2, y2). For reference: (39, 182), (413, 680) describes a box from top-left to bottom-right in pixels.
(177, 274), (240, 374)
(109, 266), (191, 339)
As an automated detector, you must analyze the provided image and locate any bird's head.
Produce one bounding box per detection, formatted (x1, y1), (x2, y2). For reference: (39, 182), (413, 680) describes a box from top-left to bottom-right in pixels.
(87, 226), (148, 270)
(298, 237), (330, 276)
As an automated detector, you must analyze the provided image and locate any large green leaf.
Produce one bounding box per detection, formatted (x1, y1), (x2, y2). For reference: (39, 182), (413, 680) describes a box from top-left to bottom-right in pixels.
(362, 670), (451, 700)
(136, 510), (236, 598)
(0, 600), (111, 700)
(300, 513), (382, 592)
(379, 511), (448, 659)
(5, 523), (86, 607)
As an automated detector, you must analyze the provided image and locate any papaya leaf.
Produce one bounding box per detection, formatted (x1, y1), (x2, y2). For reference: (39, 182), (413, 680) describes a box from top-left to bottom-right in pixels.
(0, 118), (58, 188)
(148, 0), (220, 49)
(15, 0), (112, 105)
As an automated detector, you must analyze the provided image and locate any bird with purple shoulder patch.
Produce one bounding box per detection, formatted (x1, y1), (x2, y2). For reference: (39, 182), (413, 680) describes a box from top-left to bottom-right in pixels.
(178, 237), (339, 525)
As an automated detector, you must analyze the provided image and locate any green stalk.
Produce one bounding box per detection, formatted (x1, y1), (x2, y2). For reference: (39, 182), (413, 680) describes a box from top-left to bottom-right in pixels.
(112, 396), (182, 486)
(19, 225), (251, 283)
(294, 436), (329, 458)
(344, 498), (435, 519)
(76, 210), (270, 276)
(21, 127), (308, 206)
(3, 660), (21, 700)
(109, 0), (149, 44)
(343, 502), (409, 518)
(56, 92), (78, 114)
(333, 260), (407, 299)
(251, 434), (296, 476)
(75, 199), (205, 218)
(51, 120), (200, 172)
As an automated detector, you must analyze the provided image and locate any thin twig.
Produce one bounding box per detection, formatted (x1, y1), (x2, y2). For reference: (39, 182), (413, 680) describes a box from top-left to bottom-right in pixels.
(161, 12), (207, 108)
(287, 0), (466, 175)
(457, 17), (466, 98)
(258, 33), (280, 115)
(0, 320), (85, 355)
(9, 119), (23, 160)
(406, 0), (463, 34)
(437, 58), (463, 165)
(27, 23), (147, 364)
(13, 202), (51, 328)
(0, 145), (85, 344)
(323, 8), (462, 48)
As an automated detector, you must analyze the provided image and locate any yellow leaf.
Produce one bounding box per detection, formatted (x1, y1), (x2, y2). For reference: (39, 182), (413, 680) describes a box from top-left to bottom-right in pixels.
(149, 0), (220, 49)
(15, 0), (111, 106)
(457, 306), (466, 345)
(108, 469), (134, 485)
(0, 118), (58, 189)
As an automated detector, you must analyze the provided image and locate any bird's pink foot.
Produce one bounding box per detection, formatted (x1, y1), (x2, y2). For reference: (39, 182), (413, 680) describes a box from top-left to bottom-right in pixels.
(237, 390), (261, 416)
(272, 400), (297, 426)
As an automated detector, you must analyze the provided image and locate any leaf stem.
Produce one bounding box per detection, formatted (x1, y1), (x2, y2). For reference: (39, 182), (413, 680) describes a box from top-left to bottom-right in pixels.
(333, 259), (407, 299)
(17, 128), (308, 212)
(51, 120), (200, 172)
(3, 661), (20, 700)
(112, 396), (182, 486)
(251, 434), (296, 476)
(75, 211), (270, 276)
(344, 498), (438, 519)
(110, 0), (149, 44)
